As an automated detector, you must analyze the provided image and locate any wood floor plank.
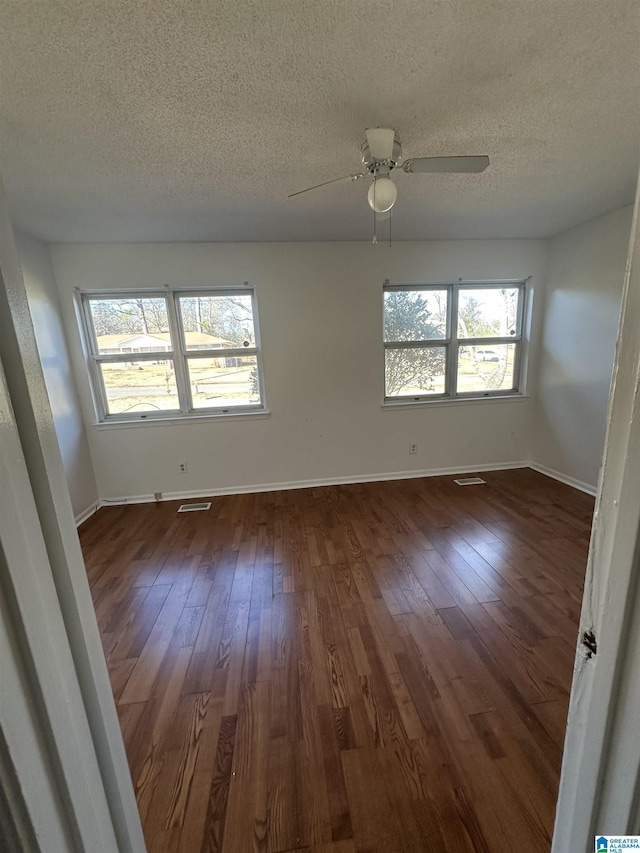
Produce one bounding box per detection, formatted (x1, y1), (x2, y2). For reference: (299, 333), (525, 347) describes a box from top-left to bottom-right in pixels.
(107, 657), (138, 702)
(408, 738), (488, 853)
(341, 746), (447, 851)
(129, 646), (194, 828)
(80, 469), (593, 852)
(529, 700), (570, 759)
(109, 583), (173, 662)
(199, 713), (237, 853)
(120, 558), (199, 704)
(223, 680), (269, 852)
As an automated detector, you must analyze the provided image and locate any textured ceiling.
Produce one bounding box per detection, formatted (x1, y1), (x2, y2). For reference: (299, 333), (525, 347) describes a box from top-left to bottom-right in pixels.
(0, 0), (638, 243)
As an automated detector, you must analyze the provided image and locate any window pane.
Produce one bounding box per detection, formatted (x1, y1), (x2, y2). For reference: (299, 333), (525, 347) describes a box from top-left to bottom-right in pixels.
(188, 355), (260, 409)
(385, 347), (446, 397)
(458, 287), (520, 339)
(178, 295), (255, 350)
(457, 344), (517, 393)
(100, 360), (179, 415)
(88, 298), (171, 354)
(384, 290), (448, 342)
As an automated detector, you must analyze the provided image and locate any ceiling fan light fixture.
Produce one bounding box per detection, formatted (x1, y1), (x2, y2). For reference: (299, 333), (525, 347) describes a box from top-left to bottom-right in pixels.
(368, 177), (397, 213)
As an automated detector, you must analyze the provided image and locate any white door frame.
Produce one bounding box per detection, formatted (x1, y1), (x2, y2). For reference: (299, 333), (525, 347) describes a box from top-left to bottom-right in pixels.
(552, 176), (640, 850)
(0, 182), (146, 851)
(0, 356), (118, 850)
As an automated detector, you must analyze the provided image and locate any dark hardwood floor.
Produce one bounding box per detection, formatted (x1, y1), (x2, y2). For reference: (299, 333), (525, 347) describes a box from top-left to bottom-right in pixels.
(80, 468), (594, 853)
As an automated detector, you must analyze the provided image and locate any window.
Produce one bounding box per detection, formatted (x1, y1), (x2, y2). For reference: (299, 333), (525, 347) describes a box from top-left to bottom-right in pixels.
(79, 287), (265, 421)
(383, 280), (526, 402)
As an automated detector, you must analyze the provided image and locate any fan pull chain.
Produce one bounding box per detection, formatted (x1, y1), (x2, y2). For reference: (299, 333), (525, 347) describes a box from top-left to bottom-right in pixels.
(372, 178), (378, 244)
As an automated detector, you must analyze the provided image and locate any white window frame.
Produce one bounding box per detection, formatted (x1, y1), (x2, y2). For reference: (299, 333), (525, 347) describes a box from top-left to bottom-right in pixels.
(383, 279), (527, 404)
(77, 285), (266, 422)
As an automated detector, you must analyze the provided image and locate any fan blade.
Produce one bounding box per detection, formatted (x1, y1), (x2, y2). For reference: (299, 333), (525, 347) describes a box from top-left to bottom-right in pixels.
(288, 173), (364, 198)
(402, 155), (490, 174)
(365, 128), (395, 160)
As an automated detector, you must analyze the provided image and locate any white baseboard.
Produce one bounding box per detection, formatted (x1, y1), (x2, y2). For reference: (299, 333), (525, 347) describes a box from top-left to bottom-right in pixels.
(95, 461), (597, 509)
(97, 461), (531, 507)
(75, 500), (100, 527)
(528, 462), (597, 496)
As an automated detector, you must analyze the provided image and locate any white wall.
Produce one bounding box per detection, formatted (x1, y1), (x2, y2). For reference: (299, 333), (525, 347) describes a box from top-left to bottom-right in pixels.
(14, 230), (98, 519)
(51, 240), (547, 501)
(532, 206), (633, 490)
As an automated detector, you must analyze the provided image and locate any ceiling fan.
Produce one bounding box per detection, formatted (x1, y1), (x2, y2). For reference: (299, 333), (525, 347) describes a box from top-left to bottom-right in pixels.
(288, 128), (489, 241)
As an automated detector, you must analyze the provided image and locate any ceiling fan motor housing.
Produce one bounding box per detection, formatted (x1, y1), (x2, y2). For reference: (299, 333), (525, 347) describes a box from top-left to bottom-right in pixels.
(361, 133), (403, 173)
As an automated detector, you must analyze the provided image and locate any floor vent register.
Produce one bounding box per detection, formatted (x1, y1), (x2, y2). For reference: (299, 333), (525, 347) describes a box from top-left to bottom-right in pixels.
(177, 502), (212, 513)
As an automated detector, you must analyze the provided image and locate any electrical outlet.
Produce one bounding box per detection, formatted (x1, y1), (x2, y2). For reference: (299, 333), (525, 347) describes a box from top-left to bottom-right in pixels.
(409, 443), (418, 455)
(178, 461), (187, 473)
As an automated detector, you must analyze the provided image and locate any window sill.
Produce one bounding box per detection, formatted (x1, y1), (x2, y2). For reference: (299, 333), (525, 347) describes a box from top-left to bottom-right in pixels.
(94, 410), (271, 429)
(382, 394), (530, 411)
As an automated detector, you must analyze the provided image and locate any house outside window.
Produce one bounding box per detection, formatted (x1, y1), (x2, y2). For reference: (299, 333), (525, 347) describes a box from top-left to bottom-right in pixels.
(78, 287), (265, 421)
(383, 280), (527, 403)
